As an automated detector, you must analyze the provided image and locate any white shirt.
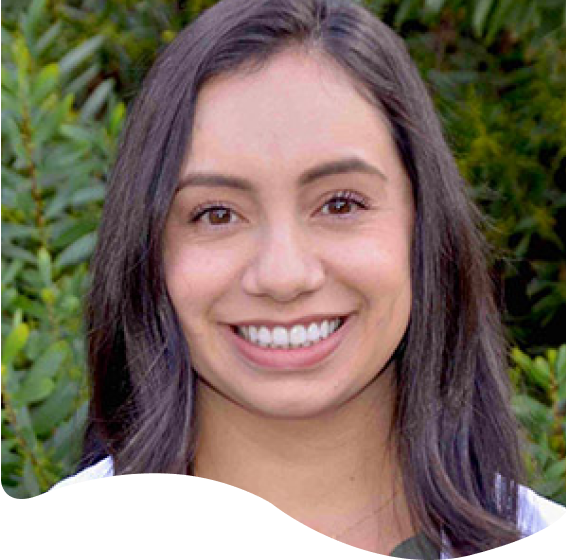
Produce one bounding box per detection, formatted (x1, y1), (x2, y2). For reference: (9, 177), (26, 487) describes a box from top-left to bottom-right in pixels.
(53, 456), (565, 557)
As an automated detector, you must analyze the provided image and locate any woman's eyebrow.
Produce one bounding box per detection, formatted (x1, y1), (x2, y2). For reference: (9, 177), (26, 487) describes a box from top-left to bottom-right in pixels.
(176, 156), (388, 192)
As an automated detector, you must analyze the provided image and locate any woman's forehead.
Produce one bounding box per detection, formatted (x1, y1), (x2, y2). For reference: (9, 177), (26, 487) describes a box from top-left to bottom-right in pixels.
(185, 49), (402, 184)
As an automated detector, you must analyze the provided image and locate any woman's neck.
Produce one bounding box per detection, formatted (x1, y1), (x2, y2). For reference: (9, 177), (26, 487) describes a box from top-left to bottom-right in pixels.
(193, 369), (414, 554)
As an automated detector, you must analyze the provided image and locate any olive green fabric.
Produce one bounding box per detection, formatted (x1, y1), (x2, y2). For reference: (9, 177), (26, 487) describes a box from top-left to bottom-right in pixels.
(388, 533), (440, 559)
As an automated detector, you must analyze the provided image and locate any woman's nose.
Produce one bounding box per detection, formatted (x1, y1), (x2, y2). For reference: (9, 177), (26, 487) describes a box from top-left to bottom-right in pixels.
(241, 222), (325, 302)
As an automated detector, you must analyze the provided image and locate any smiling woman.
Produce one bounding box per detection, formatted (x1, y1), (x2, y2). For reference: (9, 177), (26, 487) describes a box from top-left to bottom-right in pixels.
(164, 51), (413, 425)
(53, 0), (564, 558)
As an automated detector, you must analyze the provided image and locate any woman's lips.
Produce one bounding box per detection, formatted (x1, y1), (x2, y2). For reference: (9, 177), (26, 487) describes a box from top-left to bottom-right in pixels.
(223, 315), (353, 371)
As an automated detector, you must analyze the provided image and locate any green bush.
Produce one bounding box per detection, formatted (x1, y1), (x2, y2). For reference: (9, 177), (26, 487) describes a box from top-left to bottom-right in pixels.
(2, 0), (565, 500)
(374, 0), (566, 350)
(511, 345), (566, 504)
(1, 0), (123, 497)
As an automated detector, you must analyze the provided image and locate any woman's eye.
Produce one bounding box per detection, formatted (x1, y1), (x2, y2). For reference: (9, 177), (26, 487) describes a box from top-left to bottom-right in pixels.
(320, 193), (368, 216)
(191, 205), (237, 226)
(189, 191), (369, 227)
(206, 207), (234, 225)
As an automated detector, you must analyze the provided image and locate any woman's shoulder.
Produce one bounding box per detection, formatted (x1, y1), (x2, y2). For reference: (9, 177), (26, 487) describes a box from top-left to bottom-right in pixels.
(50, 456), (114, 490)
(517, 484), (566, 535)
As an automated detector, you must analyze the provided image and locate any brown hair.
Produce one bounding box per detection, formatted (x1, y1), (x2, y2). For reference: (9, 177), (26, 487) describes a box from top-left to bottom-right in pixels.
(83, 0), (523, 555)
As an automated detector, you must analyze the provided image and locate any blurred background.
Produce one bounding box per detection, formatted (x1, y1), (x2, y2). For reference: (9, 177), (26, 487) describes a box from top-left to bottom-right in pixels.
(2, 0), (565, 500)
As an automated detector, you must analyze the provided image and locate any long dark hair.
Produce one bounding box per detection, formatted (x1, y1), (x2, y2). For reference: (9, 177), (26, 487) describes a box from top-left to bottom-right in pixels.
(83, 0), (523, 555)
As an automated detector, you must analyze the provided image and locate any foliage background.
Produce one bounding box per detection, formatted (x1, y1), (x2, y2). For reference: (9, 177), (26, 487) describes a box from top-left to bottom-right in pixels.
(2, 0), (565, 501)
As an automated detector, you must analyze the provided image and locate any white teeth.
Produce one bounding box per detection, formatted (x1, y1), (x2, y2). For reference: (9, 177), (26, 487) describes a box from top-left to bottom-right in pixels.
(236, 318), (344, 349)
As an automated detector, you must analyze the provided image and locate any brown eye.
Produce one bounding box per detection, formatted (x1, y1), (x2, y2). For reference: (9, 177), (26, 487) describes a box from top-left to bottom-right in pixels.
(207, 208), (233, 225)
(321, 191), (369, 217)
(190, 205), (237, 226)
(325, 199), (355, 215)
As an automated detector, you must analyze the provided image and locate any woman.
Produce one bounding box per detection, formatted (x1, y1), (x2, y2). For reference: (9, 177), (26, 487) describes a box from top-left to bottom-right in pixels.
(54, 0), (564, 557)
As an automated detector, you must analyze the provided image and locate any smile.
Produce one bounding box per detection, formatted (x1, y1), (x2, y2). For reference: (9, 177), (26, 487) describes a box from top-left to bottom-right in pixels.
(234, 318), (345, 349)
(226, 315), (353, 370)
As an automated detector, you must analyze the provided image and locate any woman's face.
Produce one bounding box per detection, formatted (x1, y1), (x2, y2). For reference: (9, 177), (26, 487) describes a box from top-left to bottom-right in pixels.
(164, 50), (414, 419)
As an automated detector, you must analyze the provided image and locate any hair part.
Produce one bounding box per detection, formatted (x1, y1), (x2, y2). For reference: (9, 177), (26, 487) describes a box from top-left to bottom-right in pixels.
(84, 0), (523, 555)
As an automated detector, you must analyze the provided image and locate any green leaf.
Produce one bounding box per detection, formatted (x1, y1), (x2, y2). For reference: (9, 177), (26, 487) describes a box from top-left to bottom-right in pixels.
(37, 247), (52, 286)
(512, 393), (552, 435)
(12, 35), (31, 97)
(544, 458), (566, 480)
(58, 36), (104, 78)
(50, 401), (88, 463)
(1, 223), (39, 243)
(512, 347), (532, 371)
(2, 113), (27, 162)
(71, 184), (105, 207)
(22, 456), (40, 497)
(472, 0), (495, 37)
(54, 231), (97, 268)
(13, 340), (68, 404)
(31, 63), (59, 106)
(424, 0), (446, 14)
(22, 0), (47, 45)
(12, 405), (38, 450)
(31, 380), (81, 436)
(27, 341), (68, 382)
(66, 63), (100, 97)
(33, 92), (74, 148)
(2, 323), (29, 367)
(24, 330), (51, 362)
(532, 356), (552, 391)
(60, 123), (99, 145)
(511, 347), (551, 391)
(51, 217), (98, 250)
(36, 21), (63, 56)
(80, 78), (114, 122)
(108, 101), (125, 137)
(14, 377), (55, 405)
(2, 59), (18, 92)
(1, 259), (24, 286)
